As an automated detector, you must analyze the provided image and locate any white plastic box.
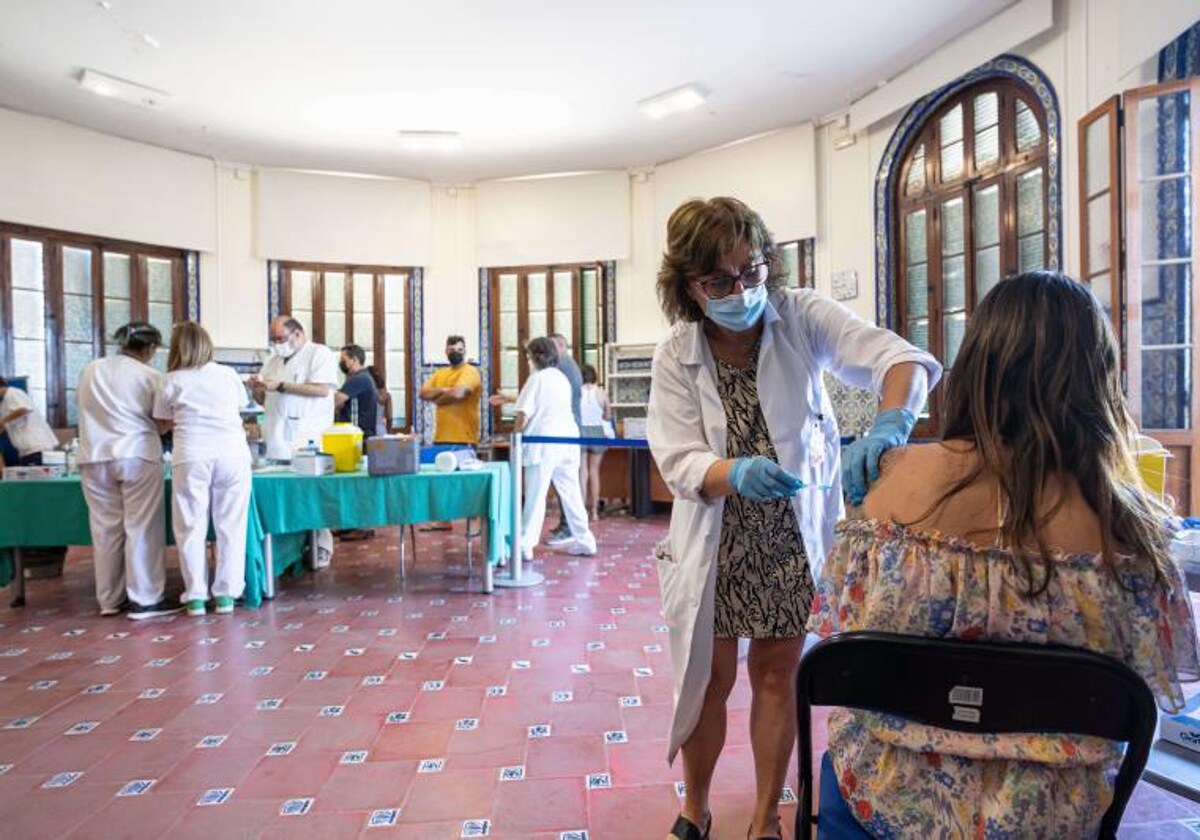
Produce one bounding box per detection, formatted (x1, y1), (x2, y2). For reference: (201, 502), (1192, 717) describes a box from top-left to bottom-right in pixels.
(1160, 694), (1200, 753)
(3, 465), (67, 481)
(291, 453), (334, 476)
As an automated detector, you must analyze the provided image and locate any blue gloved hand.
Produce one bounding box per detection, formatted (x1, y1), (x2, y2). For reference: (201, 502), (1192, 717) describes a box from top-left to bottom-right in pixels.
(728, 455), (804, 502)
(841, 407), (916, 505)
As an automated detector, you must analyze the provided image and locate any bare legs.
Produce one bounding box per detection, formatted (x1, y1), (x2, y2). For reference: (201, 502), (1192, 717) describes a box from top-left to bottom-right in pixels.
(578, 451), (605, 520)
(667, 635), (802, 839)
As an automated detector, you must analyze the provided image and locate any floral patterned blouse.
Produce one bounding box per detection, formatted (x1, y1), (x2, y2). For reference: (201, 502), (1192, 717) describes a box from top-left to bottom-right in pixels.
(808, 519), (1200, 839)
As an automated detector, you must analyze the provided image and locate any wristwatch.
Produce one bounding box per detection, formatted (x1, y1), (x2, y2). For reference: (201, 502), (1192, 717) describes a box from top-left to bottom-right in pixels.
(276, 381), (286, 393)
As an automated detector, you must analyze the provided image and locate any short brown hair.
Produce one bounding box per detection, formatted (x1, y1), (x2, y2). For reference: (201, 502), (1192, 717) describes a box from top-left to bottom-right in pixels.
(526, 336), (558, 370)
(656, 197), (786, 324)
(167, 321), (213, 372)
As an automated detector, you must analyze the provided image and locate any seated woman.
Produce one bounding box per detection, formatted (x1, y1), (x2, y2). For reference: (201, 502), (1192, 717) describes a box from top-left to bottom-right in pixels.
(808, 270), (1200, 837)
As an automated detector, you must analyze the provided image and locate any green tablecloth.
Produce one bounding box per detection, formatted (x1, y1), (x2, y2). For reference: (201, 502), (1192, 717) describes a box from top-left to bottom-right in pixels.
(0, 462), (511, 607)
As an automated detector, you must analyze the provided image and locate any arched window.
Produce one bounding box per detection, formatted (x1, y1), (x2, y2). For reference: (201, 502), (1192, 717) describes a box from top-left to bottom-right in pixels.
(878, 58), (1060, 426)
(896, 80), (1051, 378)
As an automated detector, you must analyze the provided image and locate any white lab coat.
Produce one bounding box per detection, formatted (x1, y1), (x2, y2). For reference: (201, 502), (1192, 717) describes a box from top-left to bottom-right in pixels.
(647, 288), (941, 762)
(259, 341), (338, 460)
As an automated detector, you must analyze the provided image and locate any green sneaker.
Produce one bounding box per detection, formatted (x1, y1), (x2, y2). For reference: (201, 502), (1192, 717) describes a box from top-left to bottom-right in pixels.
(214, 596), (235, 615)
(185, 599), (206, 617)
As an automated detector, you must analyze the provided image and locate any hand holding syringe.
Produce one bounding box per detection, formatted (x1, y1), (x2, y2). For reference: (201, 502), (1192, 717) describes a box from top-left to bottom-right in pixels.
(728, 455), (833, 501)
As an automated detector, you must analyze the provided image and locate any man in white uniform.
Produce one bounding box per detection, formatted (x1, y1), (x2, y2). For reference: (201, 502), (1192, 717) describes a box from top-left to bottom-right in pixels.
(0, 377), (58, 465)
(249, 315), (339, 567)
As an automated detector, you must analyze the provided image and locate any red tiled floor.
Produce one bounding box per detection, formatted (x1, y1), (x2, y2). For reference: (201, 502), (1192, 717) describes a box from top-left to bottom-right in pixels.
(1, 514), (1199, 840)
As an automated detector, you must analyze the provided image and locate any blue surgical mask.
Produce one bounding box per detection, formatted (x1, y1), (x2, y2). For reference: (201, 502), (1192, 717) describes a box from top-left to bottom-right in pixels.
(705, 284), (768, 332)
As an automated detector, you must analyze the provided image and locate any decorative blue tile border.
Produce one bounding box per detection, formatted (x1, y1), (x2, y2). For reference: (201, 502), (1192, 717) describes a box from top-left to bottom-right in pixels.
(267, 260), (282, 321)
(603, 261), (617, 346)
(478, 267), (493, 438)
(185, 252), (200, 322)
(874, 54), (1062, 327)
(409, 267), (426, 439)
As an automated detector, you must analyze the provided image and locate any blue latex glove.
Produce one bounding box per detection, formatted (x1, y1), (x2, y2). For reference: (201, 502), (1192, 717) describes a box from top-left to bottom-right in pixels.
(729, 455), (804, 502)
(841, 408), (916, 505)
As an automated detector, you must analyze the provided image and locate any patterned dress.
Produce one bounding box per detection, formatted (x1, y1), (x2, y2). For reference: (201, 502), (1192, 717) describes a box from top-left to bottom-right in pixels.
(712, 342), (814, 639)
(808, 518), (1200, 838)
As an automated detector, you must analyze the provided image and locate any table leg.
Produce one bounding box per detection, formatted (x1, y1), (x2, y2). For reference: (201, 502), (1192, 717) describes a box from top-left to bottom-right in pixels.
(482, 518), (492, 594)
(398, 528), (406, 585)
(11, 548), (26, 608)
(263, 535), (275, 600)
(309, 531), (319, 568)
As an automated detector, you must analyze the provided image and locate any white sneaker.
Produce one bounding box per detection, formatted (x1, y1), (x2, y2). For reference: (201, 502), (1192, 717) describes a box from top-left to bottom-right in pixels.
(545, 532), (575, 548)
(567, 533), (598, 556)
(520, 545), (534, 562)
(313, 547), (332, 569)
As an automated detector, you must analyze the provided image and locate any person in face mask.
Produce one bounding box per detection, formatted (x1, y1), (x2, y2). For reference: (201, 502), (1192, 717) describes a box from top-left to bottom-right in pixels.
(248, 315), (339, 567)
(417, 335), (483, 529)
(647, 197), (940, 840)
(333, 344), (378, 439)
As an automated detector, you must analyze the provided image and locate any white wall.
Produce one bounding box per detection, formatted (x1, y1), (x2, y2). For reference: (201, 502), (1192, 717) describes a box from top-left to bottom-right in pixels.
(201, 165), (267, 349)
(0, 107), (215, 251)
(425, 186), (480, 363)
(255, 168), (432, 266)
(475, 171), (631, 267)
(614, 173), (668, 346)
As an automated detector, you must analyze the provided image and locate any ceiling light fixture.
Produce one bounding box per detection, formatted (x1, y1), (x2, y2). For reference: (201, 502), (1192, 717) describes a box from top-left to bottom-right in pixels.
(397, 130), (462, 152)
(78, 68), (170, 109)
(637, 83), (707, 119)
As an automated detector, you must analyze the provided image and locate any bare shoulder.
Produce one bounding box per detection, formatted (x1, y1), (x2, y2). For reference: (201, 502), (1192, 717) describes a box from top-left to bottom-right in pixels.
(863, 443), (975, 523)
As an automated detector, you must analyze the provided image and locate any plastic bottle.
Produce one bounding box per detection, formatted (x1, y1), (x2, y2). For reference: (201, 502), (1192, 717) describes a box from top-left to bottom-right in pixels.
(65, 438), (79, 475)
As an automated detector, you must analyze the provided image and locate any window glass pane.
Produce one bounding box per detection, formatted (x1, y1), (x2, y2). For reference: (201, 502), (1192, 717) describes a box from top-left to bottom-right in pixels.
(1015, 99), (1042, 152)
(552, 271), (573, 309)
(497, 273), (519, 312)
(11, 239), (43, 291)
(1017, 168), (1044, 235)
(104, 299), (131, 351)
(1141, 262), (1193, 347)
(386, 314), (405, 351)
(527, 310), (547, 339)
(581, 269), (599, 343)
(940, 103), (964, 145)
(974, 184), (1001, 248)
(13, 289), (45, 339)
(942, 197), (965, 255)
(973, 92), (999, 128)
(64, 343), (93, 395)
(974, 125), (1000, 171)
(1142, 177), (1192, 261)
(527, 273), (547, 311)
(941, 141), (965, 182)
(14, 340), (46, 415)
(905, 209), (927, 264)
(499, 312), (519, 348)
(353, 315), (373, 351)
(975, 247), (1002, 302)
(291, 270), (315, 310)
(1137, 90), (1191, 178)
(943, 255), (966, 311)
(293, 308), (313, 338)
(944, 312), (968, 367)
(148, 302), (173, 347)
(383, 274), (406, 314)
(1087, 194), (1113, 274)
(906, 264), (928, 318)
(1090, 271), (1114, 323)
(1018, 234), (1045, 272)
(906, 319), (929, 352)
(352, 273), (374, 311)
(780, 242), (800, 288)
(1084, 114), (1111, 196)
(386, 352), (405, 388)
(584, 348), (600, 370)
(905, 145), (926, 196)
(324, 272), (346, 349)
(1141, 348), (1191, 429)
(500, 350), (519, 390)
(63, 246), (92, 296)
(64, 292), (94, 343)
(103, 253), (131, 300)
(147, 258), (173, 303)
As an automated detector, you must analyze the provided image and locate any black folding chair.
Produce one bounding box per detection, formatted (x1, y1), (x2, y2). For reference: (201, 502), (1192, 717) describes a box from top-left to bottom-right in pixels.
(795, 632), (1158, 839)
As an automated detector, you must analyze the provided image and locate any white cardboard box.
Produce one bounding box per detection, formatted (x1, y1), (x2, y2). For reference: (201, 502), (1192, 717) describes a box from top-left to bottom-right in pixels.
(1161, 694), (1200, 753)
(3, 465), (67, 481)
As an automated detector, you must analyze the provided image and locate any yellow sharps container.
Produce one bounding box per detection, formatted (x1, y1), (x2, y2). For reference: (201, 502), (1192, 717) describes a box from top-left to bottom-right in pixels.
(321, 423), (364, 473)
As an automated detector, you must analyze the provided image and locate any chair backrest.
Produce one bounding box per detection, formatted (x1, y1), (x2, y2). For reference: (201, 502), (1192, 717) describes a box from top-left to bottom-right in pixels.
(795, 631), (1158, 840)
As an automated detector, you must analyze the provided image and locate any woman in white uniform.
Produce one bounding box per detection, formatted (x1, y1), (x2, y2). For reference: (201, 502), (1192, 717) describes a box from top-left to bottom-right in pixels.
(77, 322), (180, 620)
(502, 337), (597, 559)
(0, 376), (59, 465)
(154, 322), (252, 617)
(647, 198), (940, 840)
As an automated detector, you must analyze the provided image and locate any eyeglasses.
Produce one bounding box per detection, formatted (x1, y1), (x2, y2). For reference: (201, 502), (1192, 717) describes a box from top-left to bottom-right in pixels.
(697, 260), (768, 299)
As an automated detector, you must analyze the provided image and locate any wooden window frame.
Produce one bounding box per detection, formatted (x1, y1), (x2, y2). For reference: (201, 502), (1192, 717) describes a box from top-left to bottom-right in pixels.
(895, 80), (1051, 426)
(1121, 77), (1200, 514)
(1078, 96), (1123, 345)
(487, 261), (607, 431)
(277, 260), (414, 432)
(0, 222), (188, 428)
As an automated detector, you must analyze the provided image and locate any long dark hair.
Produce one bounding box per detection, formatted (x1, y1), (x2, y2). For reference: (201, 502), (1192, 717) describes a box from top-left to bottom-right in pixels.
(930, 270), (1171, 594)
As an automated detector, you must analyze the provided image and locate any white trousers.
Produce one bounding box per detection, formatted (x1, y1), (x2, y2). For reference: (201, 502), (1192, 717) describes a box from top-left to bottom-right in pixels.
(172, 457), (252, 602)
(522, 451), (592, 553)
(80, 458), (166, 610)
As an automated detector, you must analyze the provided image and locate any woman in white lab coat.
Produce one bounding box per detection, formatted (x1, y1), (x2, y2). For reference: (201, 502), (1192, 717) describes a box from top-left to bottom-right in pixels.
(154, 322), (252, 617)
(77, 322), (179, 620)
(647, 198), (940, 840)
(496, 337), (598, 559)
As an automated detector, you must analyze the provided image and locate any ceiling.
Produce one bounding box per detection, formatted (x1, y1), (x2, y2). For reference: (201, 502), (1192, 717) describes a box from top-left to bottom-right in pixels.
(0, 0), (1014, 183)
